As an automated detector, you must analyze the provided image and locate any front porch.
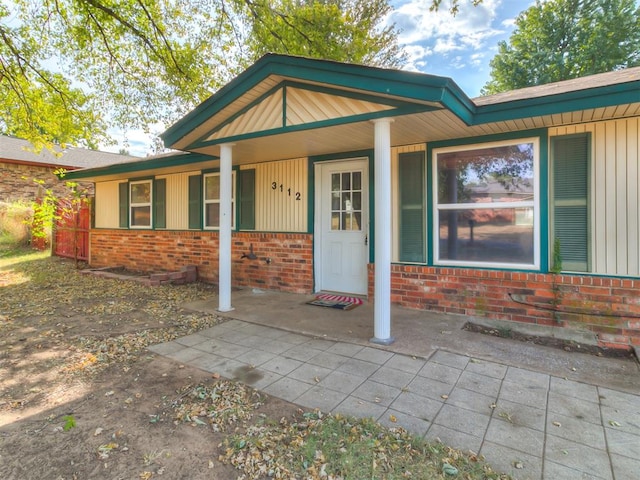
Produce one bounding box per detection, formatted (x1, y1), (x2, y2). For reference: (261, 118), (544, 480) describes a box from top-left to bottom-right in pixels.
(180, 287), (638, 393)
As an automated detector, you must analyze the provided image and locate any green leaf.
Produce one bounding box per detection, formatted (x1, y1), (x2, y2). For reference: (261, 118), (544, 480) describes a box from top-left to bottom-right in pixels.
(62, 415), (76, 431)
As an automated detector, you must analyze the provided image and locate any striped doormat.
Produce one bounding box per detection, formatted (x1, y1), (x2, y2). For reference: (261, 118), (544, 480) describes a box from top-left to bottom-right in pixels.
(306, 293), (364, 310)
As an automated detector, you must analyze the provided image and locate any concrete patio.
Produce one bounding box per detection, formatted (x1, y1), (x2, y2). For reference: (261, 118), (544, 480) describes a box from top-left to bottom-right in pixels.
(149, 288), (640, 480)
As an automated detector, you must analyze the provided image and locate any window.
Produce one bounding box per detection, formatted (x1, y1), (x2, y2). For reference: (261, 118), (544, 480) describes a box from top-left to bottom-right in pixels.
(551, 134), (590, 272)
(203, 172), (235, 229)
(129, 180), (152, 228)
(434, 139), (539, 268)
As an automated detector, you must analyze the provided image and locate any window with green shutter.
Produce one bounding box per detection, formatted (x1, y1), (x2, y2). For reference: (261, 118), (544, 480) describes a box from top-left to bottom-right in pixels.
(238, 169), (256, 230)
(118, 182), (128, 228)
(398, 151), (425, 263)
(551, 134), (590, 272)
(154, 178), (166, 229)
(188, 174), (202, 229)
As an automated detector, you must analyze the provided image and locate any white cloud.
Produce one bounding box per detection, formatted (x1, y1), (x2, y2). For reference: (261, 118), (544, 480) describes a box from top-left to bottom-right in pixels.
(102, 123), (165, 157)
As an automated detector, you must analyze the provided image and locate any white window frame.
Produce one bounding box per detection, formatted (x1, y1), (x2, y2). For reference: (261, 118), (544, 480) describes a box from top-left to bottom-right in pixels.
(203, 171), (236, 230)
(129, 179), (152, 229)
(432, 138), (540, 270)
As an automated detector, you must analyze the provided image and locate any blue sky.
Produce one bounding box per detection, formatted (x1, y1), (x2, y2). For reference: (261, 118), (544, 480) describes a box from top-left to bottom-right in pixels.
(389, 0), (534, 97)
(115, 0), (535, 156)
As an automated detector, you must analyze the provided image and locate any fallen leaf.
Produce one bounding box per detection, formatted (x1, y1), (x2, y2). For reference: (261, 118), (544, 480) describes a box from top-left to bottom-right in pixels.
(211, 372), (220, 379)
(442, 463), (458, 475)
(514, 461), (524, 469)
(609, 420), (622, 427)
(94, 427), (104, 436)
(389, 414), (397, 423)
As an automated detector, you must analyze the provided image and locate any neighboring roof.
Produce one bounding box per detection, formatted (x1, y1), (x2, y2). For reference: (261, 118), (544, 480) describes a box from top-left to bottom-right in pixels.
(0, 135), (139, 169)
(473, 67), (640, 106)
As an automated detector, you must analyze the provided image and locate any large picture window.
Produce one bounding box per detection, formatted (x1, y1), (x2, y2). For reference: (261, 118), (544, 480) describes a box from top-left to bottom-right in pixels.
(204, 172), (235, 229)
(129, 180), (152, 228)
(434, 139), (539, 268)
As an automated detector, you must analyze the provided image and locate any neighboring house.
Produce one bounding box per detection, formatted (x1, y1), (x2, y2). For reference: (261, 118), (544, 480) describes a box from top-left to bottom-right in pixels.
(0, 135), (138, 201)
(66, 55), (640, 350)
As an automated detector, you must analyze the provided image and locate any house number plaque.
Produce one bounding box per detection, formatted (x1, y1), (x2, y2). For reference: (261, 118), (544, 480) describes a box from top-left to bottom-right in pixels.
(271, 181), (301, 200)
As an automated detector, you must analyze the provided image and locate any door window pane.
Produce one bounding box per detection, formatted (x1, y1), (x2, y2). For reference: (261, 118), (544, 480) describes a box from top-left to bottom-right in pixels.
(330, 170), (363, 231)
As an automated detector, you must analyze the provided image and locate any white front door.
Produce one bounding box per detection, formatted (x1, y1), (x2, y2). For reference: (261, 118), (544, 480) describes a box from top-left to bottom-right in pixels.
(315, 159), (369, 295)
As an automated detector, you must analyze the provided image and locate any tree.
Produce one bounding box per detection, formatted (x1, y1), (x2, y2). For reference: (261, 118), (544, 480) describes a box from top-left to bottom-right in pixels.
(238, 0), (405, 69)
(482, 0), (640, 94)
(1, 0), (410, 151)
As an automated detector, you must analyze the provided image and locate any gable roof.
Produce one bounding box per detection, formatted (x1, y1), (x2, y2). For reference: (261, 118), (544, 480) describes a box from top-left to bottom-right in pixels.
(0, 135), (138, 169)
(160, 55), (640, 164)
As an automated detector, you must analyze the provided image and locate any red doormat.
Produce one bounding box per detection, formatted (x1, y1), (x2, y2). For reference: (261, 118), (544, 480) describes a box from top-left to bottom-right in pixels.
(306, 293), (364, 310)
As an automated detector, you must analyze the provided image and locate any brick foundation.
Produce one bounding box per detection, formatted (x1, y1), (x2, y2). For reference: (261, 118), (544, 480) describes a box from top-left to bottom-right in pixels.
(89, 230), (313, 294)
(368, 264), (640, 350)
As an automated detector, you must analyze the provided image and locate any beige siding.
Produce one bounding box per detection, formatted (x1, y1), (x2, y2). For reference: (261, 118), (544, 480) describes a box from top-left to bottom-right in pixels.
(550, 117), (640, 276)
(286, 88), (393, 126)
(391, 144), (426, 262)
(156, 171), (200, 230)
(95, 181), (122, 228)
(248, 158), (308, 232)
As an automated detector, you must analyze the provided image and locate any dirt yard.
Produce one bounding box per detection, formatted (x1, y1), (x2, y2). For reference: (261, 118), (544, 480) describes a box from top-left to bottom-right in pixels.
(0, 253), (299, 479)
(1, 252), (512, 480)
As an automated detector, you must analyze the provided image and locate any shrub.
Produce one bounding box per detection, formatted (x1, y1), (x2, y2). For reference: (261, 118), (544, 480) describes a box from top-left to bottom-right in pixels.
(0, 200), (34, 246)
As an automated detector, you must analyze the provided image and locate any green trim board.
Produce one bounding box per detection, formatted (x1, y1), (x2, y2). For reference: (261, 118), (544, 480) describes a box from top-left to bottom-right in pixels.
(64, 152), (217, 180)
(474, 83), (640, 125)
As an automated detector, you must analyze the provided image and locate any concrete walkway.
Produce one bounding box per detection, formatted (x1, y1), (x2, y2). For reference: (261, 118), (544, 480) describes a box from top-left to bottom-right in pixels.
(149, 289), (640, 480)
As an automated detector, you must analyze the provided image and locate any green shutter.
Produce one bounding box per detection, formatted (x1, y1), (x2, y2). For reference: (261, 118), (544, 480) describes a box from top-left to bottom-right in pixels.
(552, 134), (590, 271)
(399, 151), (425, 263)
(154, 178), (166, 229)
(119, 182), (128, 228)
(188, 174), (202, 229)
(238, 169), (256, 230)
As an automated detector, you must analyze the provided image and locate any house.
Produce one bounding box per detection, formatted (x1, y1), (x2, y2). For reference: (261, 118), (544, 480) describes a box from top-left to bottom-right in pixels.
(65, 55), (640, 350)
(0, 135), (138, 201)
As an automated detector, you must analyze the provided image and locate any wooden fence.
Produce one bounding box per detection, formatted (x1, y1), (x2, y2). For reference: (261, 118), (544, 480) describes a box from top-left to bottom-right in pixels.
(53, 199), (91, 261)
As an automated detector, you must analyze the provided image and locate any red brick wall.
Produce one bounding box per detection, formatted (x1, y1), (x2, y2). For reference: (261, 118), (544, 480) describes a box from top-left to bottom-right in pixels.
(0, 161), (93, 202)
(368, 264), (640, 350)
(89, 230), (313, 294)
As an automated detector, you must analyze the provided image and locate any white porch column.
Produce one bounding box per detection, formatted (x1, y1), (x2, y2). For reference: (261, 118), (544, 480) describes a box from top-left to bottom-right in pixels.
(371, 118), (394, 345)
(218, 143), (234, 312)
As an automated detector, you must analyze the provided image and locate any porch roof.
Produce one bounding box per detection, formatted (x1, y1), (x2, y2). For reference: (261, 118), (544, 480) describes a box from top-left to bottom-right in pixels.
(65, 57), (640, 181)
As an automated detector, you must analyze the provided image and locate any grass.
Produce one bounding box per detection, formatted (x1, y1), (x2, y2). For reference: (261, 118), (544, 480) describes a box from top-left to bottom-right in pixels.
(222, 411), (511, 479)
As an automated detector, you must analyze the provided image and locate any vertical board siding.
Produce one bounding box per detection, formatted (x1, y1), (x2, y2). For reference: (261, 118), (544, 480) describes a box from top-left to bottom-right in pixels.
(253, 158), (307, 232)
(550, 117), (640, 276)
(391, 144), (426, 262)
(95, 181), (121, 228)
(157, 172), (198, 230)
